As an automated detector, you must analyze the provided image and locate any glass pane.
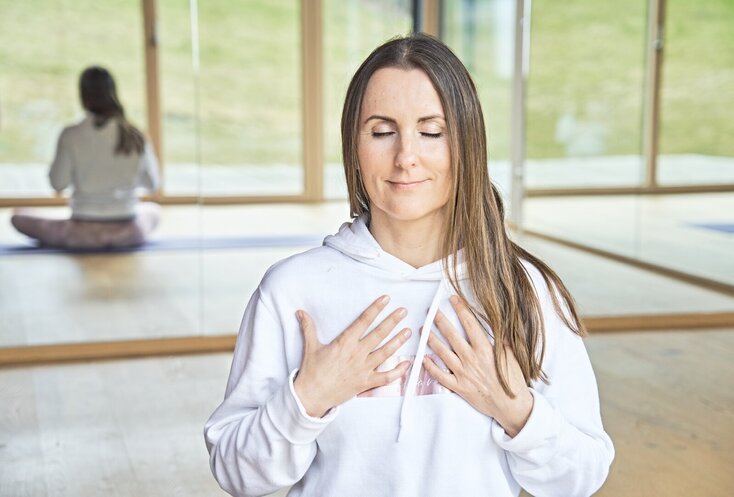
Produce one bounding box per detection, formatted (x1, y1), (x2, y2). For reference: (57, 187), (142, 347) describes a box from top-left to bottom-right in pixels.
(442, 0), (515, 199)
(323, 0), (413, 199)
(522, 0), (648, 264)
(0, 0), (145, 197)
(633, 0), (734, 286)
(637, 193), (734, 286)
(162, 0), (303, 197)
(526, 0), (647, 189)
(159, 0), (199, 195)
(658, 0), (734, 186)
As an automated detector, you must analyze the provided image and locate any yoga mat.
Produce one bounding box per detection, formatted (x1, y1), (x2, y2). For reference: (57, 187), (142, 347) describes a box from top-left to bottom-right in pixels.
(690, 223), (734, 235)
(0, 234), (326, 256)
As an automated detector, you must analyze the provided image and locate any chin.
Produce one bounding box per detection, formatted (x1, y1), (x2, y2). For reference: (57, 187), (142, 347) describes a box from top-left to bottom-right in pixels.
(378, 207), (447, 225)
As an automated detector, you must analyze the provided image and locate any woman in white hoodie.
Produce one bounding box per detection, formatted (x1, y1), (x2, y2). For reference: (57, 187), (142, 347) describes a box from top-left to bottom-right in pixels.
(205, 34), (614, 497)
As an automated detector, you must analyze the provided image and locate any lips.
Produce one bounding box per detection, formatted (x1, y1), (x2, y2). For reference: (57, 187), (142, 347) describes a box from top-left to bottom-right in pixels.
(387, 179), (428, 190)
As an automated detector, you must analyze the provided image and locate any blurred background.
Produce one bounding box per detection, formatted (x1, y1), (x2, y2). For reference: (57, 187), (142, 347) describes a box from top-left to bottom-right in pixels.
(0, 1), (732, 496)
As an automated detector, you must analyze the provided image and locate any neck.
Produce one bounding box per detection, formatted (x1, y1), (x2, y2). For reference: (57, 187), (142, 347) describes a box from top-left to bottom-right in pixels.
(368, 210), (447, 269)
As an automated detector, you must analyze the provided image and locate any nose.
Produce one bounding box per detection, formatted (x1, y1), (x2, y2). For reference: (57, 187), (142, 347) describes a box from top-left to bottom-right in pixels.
(394, 132), (417, 169)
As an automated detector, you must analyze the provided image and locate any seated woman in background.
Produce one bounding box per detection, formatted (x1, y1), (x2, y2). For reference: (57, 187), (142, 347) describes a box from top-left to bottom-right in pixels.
(11, 66), (160, 249)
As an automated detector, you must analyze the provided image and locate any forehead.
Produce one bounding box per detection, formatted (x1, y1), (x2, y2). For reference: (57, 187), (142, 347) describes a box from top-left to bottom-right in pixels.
(360, 67), (444, 117)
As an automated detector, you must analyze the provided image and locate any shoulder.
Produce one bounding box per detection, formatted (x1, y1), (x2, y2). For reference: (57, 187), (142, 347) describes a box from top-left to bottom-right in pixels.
(258, 244), (344, 296)
(58, 119), (88, 142)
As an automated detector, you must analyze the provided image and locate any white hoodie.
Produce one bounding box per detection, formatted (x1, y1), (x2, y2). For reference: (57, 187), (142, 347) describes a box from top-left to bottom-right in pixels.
(204, 216), (614, 497)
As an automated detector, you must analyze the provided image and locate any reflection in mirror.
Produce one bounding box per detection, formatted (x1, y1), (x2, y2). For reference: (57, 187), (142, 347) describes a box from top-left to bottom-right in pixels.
(161, 0), (304, 197)
(0, 1), (205, 349)
(522, 0), (647, 273)
(638, 0), (734, 286)
(0, 1), (145, 198)
(522, 0), (734, 288)
(658, 0), (734, 187)
(525, 0), (647, 189)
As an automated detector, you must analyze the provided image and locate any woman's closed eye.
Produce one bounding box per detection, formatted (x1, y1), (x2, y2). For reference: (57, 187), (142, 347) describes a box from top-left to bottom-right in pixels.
(371, 131), (444, 138)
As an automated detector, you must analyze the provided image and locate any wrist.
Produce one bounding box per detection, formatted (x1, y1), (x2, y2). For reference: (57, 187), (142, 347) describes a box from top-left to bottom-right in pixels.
(293, 372), (331, 418)
(497, 389), (534, 438)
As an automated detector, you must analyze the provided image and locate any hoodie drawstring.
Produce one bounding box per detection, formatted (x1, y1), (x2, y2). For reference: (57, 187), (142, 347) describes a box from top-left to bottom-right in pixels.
(397, 278), (445, 442)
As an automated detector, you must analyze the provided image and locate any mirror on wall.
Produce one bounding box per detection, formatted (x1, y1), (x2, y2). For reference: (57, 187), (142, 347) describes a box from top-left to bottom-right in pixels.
(521, 0), (648, 259)
(639, 0), (734, 286)
(0, 0), (207, 349)
(0, 0), (147, 199)
(2, 0), (731, 359)
(0, 0), (346, 353)
(521, 0), (734, 289)
(162, 0), (305, 198)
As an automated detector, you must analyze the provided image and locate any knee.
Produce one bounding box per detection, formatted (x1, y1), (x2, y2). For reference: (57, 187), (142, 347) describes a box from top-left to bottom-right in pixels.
(136, 203), (161, 232)
(11, 213), (32, 234)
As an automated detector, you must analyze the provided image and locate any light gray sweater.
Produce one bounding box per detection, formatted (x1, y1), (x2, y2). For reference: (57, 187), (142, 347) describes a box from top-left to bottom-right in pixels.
(49, 115), (159, 220)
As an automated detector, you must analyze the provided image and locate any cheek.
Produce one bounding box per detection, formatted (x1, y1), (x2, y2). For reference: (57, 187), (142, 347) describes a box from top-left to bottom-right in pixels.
(425, 142), (452, 180)
(421, 137), (450, 160)
(434, 148), (453, 199)
(355, 148), (380, 201)
(358, 142), (393, 177)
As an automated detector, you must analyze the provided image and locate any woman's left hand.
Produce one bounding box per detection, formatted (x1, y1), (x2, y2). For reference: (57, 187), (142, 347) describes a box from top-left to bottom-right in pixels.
(423, 295), (534, 438)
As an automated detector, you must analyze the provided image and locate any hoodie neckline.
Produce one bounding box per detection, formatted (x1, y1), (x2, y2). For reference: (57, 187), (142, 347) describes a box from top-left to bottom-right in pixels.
(323, 214), (465, 281)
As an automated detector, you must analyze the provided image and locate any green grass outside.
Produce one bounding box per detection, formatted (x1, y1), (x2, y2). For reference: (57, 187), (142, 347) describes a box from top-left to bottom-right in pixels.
(528, 0), (734, 158)
(0, 0), (731, 167)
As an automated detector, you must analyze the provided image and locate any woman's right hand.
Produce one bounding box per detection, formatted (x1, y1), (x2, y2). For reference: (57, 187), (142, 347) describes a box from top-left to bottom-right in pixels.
(292, 295), (412, 418)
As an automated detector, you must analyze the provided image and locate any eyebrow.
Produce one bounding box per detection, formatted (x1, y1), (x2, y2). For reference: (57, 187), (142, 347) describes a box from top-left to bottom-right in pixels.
(363, 114), (445, 125)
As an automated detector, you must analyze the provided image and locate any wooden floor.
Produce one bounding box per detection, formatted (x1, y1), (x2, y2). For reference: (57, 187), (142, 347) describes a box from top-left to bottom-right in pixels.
(1, 329), (732, 497)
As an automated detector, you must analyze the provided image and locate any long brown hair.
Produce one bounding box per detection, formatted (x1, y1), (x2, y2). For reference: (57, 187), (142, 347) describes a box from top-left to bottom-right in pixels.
(341, 33), (585, 395)
(79, 66), (145, 156)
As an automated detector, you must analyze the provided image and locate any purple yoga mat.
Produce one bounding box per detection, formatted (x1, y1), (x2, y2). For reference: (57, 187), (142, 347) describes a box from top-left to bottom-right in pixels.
(690, 223), (734, 234)
(0, 234), (326, 256)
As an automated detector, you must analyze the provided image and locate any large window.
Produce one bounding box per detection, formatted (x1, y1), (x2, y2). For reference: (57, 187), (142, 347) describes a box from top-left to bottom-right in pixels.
(0, 0), (146, 197)
(657, 0), (734, 186)
(160, 0), (303, 197)
(442, 0), (515, 196)
(522, 0), (734, 288)
(525, 0), (648, 189)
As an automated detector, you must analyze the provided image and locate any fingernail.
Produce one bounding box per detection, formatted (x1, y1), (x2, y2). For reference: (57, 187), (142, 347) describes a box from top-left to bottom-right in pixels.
(380, 295), (390, 304)
(295, 310), (303, 323)
(397, 307), (407, 318)
(402, 328), (411, 337)
(449, 295), (459, 305)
